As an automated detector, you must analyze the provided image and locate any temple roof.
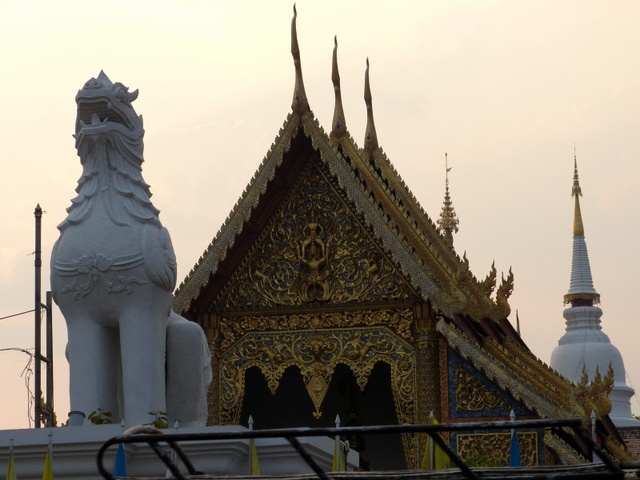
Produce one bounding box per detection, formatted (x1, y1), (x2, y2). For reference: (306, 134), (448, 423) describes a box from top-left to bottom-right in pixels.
(172, 7), (510, 323)
(171, 8), (634, 459)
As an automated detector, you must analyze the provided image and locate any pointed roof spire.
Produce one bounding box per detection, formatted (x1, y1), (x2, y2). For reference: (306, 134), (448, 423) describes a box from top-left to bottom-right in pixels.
(571, 147), (584, 237)
(290, 4), (309, 115)
(564, 151), (599, 305)
(330, 36), (347, 140)
(363, 58), (379, 155)
(437, 153), (459, 248)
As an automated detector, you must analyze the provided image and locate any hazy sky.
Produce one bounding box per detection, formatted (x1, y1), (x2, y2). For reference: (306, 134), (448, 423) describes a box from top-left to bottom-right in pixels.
(1, 1), (639, 429)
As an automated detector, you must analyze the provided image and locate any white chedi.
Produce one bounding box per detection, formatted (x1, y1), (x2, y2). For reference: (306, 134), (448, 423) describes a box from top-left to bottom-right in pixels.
(550, 159), (638, 428)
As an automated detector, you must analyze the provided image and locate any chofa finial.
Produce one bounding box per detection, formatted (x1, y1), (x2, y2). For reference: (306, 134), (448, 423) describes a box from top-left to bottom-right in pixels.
(330, 36), (347, 140)
(363, 58), (379, 154)
(291, 4), (309, 115)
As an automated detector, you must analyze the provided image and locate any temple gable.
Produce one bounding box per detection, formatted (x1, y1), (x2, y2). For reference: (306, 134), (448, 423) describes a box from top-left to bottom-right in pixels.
(216, 154), (418, 312)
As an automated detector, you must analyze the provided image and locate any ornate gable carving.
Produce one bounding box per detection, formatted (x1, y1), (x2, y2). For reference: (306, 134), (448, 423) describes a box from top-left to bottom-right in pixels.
(216, 154), (417, 311)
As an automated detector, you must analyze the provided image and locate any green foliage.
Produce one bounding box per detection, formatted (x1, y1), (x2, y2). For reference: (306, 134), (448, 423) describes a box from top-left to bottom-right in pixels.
(88, 409), (113, 425)
(38, 394), (58, 427)
(147, 410), (168, 429)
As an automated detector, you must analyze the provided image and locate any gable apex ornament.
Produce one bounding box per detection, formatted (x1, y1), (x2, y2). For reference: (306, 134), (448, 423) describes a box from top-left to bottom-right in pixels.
(291, 4), (309, 115)
(363, 58), (379, 155)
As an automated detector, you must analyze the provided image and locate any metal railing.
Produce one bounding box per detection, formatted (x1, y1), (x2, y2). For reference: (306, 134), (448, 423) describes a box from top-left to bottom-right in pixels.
(97, 418), (634, 480)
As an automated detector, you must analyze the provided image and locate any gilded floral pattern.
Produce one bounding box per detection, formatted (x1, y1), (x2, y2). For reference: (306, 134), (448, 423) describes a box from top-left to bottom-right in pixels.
(455, 368), (511, 412)
(219, 308), (414, 354)
(216, 157), (416, 310)
(218, 327), (415, 427)
(456, 432), (538, 467)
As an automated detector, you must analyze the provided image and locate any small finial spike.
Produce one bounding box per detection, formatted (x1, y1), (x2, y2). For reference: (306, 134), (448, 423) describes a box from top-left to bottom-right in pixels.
(335, 414), (341, 428)
(331, 35), (347, 140)
(249, 415), (254, 430)
(291, 4), (309, 115)
(572, 151), (584, 237)
(363, 58), (379, 154)
(438, 152), (459, 248)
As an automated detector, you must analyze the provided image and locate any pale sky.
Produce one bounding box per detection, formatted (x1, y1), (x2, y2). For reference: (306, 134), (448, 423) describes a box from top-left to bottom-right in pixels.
(1, 0), (639, 429)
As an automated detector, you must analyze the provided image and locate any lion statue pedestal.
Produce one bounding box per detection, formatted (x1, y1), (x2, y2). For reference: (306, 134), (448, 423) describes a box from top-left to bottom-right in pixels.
(51, 72), (211, 427)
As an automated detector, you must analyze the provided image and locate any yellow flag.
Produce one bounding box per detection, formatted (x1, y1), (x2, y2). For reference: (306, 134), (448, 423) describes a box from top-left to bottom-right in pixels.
(331, 437), (346, 472)
(42, 447), (53, 480)
(6, 446), (17, 480)
(250, 438), (260, 476)
(421, 415), (451, 470)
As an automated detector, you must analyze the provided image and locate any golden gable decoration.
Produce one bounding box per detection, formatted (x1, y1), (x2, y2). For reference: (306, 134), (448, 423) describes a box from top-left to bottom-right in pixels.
(216, 157), (417, 311)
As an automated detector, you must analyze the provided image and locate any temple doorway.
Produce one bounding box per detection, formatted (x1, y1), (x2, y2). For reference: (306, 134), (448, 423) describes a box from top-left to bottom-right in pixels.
(240, 361), (406, 470)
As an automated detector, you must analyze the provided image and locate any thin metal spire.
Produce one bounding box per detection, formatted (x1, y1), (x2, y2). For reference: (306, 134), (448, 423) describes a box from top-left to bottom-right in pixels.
(437, 153), (459, 248)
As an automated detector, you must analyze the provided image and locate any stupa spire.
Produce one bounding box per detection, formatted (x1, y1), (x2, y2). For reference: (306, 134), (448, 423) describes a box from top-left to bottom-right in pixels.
(290, 5), (309, 115)
(572, 148), (584, 237)
(437, 153), (459, 248)
(363, 58), (379, 155)
(563, 152), (599, 306)
(551, 152), (638, 427)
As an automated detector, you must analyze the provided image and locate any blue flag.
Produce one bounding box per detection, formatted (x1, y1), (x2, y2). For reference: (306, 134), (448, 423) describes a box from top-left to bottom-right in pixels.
(113, 443), (127, 477)
(509, 432), (521, 467)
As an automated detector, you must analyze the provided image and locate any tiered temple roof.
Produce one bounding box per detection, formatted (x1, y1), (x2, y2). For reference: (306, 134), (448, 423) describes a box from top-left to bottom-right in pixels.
(173, 6), (636, 467)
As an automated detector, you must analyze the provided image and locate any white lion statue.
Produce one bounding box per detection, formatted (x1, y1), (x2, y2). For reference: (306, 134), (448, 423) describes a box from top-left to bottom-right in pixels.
(51, 72), (211, 427)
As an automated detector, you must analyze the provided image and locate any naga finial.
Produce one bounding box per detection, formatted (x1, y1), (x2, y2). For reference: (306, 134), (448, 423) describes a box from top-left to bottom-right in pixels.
(495, 267), (514, 318)
(291, 4), (309, 115)
(330, 36), (347, 140)
(575, 364), (614, 419)
(480, 261), (497, 296)
(363, 58), (379, 155)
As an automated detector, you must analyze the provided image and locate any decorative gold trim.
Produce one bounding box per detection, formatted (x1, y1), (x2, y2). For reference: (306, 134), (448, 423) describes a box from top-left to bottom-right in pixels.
(454, 368), (511, 412)
(437, 319), (582, 420)
(219, 327), (414, 423)
(173, 114), (300, 314)
(544, 429), (586, 465)
(218, 326), (416, 464)
(456, 432), (538, 466)
(218, 308), (414, 355)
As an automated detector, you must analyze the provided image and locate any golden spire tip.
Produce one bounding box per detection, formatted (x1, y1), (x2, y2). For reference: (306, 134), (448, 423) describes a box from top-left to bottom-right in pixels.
(331, 34), (346, 139)
(290, 3), (309, 115)
(572, 150), (584, 237)
(363, 58), (378, 153)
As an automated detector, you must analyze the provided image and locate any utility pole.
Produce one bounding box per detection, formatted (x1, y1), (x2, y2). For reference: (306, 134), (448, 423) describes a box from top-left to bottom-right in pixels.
(46, 291), (54, 427)
(35, 204), (42, 428)
(34, 204), (54, 428)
